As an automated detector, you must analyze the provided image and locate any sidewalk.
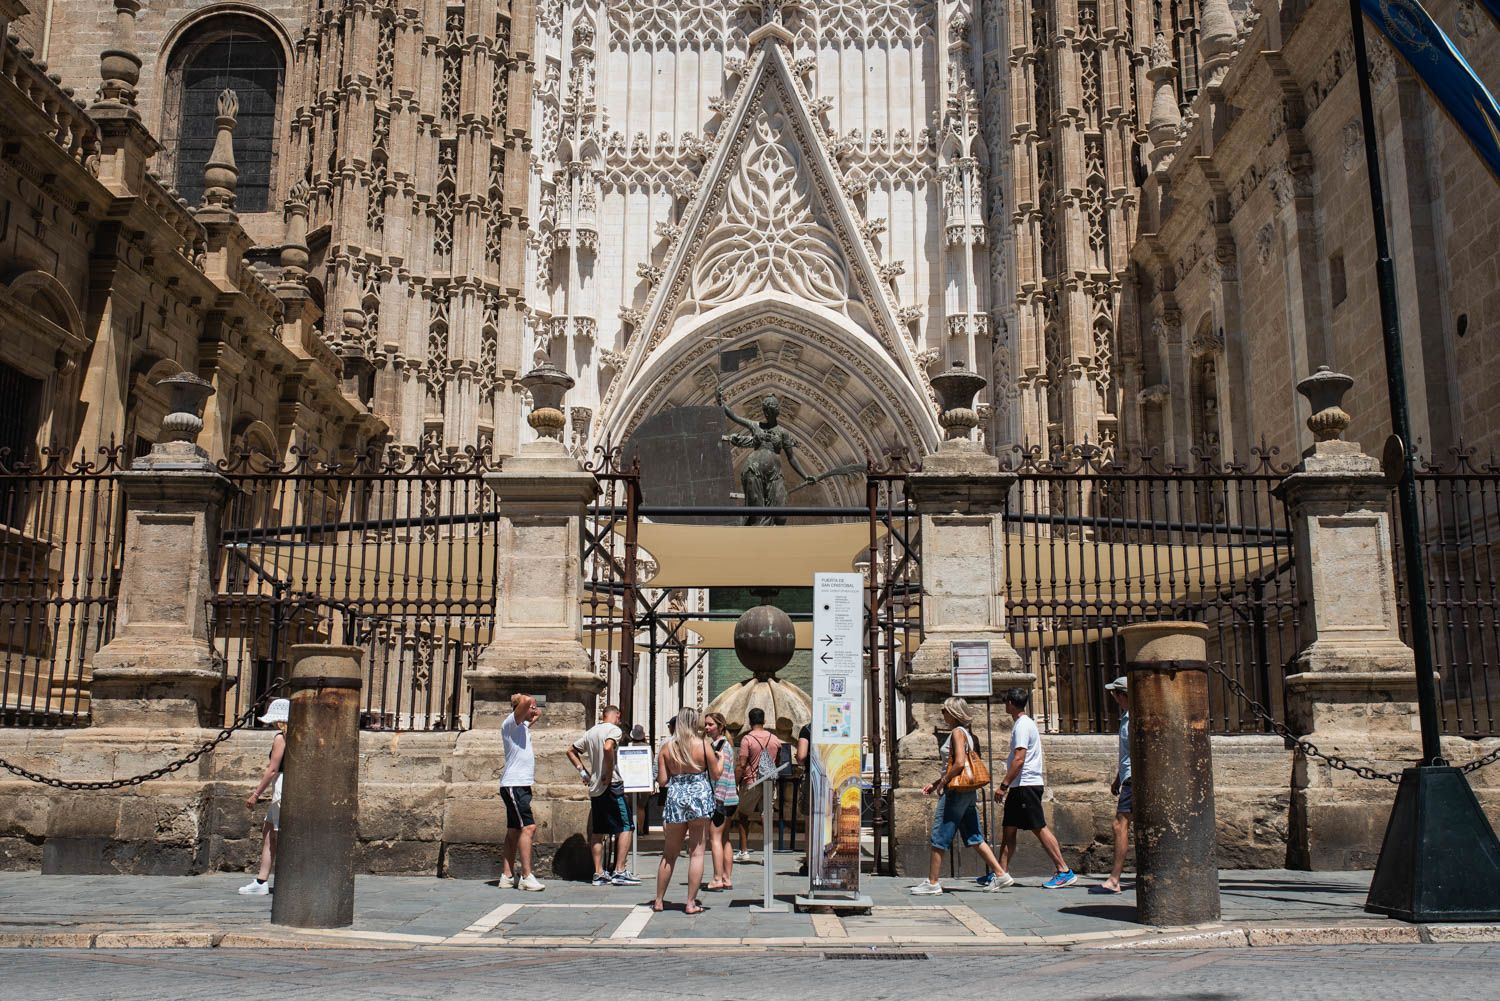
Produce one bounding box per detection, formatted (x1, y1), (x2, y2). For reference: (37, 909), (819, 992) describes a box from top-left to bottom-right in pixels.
(0, 857), (1493, 951)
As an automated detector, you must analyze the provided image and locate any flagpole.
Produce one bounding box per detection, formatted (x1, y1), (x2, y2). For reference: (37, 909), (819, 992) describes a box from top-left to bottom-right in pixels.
(1346, 0), (1444, 766)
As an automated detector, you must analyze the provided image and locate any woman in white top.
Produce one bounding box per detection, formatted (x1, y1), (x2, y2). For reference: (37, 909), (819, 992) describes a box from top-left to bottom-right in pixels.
(653, 707), (723, 913)
(239, 698), (289, 895)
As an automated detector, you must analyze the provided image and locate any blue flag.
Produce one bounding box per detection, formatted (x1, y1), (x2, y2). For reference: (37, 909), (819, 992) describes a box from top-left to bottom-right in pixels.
(1362, 0), (1500, 181)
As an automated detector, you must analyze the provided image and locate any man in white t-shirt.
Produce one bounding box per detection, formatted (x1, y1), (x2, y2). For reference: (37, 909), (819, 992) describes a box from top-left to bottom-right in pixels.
(500, 693), (544, 891)
(993, 687), (1076, 888)
(567, 705), (639, 887)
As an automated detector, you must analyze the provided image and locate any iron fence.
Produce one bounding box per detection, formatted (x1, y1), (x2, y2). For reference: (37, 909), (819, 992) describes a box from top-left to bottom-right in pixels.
(1397, 448), (1500, 737)
(1005, 444), (1302, 735)
(0, 446), (125, 727)
(212, 446), (499, 731)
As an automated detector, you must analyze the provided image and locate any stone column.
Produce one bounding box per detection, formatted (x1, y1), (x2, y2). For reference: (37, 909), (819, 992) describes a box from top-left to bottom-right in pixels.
(891, 364), (1032, 876)
(89, 374), (232, 729)
(447, 363), (600, 878)
(1275, 367), (1419, 869)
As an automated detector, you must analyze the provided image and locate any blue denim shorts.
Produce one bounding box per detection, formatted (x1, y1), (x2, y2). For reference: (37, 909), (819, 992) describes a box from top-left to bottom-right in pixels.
(930, 790), (985, 850)
(1117, 781), (1133, 816)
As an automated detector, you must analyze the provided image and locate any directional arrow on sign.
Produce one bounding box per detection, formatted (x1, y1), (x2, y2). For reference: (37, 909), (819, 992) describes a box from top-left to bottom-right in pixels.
(819, 652), (833, 663)
(820, 634), (834, 646)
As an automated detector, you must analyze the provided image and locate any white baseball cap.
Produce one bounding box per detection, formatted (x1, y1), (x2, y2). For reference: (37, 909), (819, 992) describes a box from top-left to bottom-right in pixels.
(1104, 676), (1128, 692)
(259, 698), (291, 724)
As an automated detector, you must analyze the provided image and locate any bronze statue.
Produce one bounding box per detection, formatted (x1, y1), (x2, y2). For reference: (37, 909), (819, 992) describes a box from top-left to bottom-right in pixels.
(716, 388), (815, 525)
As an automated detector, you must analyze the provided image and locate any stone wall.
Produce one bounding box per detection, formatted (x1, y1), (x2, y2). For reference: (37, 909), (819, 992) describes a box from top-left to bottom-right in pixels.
(1124, 0), (1500, 466)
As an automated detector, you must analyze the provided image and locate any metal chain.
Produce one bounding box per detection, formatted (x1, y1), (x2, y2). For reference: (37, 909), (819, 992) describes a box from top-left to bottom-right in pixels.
(1201, 662), (1405, 785)
(0, 680), (286, 791)
(1460, 743), (1500, 775)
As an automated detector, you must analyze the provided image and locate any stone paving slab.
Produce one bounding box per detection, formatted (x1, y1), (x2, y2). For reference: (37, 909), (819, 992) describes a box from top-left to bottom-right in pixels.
(0, 857), (1494, 951)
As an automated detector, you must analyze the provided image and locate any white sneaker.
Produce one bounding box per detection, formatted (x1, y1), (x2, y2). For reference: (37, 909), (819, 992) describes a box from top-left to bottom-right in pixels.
(733, 850), (752, 862)
(518, 873), (546, 892)
(237, 879), (270, 896)
(908, 880), (944, 896)
(502, 872), (520, 889)
(984, 872), (1015, 891)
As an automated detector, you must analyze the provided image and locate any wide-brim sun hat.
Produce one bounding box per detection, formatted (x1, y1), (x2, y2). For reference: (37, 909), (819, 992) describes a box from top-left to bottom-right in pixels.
(1104, 676), (1128, 692)
(259, 698), (291, 724)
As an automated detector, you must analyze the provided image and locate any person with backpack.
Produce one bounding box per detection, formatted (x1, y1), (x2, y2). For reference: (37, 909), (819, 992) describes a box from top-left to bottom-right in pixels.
(909, 697), (1011, 895)
(731, 707), (782, 862)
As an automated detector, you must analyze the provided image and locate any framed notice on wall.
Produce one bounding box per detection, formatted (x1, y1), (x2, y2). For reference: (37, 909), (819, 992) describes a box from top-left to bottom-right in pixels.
(617, 746), (655, 793)
(951, 640), (993, 698)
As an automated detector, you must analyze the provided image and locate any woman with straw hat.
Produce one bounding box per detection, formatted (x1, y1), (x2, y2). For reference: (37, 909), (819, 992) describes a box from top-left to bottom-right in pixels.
(239, 698), (289, 895)
(909, 697), (1012, 895)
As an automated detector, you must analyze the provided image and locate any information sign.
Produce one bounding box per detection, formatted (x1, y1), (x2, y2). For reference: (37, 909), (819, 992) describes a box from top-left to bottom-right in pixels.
(951, 640), (993, 698)
(808, 572), (865, 897)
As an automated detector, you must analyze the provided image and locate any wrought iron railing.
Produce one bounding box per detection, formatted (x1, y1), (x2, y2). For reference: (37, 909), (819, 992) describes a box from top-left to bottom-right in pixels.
(0, 446), (125, 727)
(212, 445), (499, 731)
(1005, 443), (1303, 735)
(1398, 448), (1500, 737)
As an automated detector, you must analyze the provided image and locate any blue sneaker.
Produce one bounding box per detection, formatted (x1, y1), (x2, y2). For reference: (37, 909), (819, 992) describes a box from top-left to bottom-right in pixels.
(1042, 870), (1078, 889)
(975, 872), (996, 888)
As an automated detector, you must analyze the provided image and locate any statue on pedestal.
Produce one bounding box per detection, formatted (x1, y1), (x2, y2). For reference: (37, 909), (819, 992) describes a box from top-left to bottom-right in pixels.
(716, 387), (815, 525)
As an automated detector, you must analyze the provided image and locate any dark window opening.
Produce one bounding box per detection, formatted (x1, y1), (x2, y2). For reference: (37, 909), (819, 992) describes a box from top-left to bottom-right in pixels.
(0, 363), (41, 468)
(171, 26), (283, 213)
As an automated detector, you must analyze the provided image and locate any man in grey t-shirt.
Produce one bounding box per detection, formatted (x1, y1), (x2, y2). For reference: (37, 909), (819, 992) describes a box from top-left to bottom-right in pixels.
(1097, 676), (1132, 894)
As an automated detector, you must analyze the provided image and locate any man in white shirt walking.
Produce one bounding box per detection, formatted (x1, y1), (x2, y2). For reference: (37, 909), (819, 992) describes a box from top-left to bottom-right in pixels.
(993, 687), (1076, 888)
(501, 693), (545, 891)
(567, 704), (640, 887)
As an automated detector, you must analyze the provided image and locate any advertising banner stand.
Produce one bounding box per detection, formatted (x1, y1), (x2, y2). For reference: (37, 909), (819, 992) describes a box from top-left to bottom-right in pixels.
(796, 573), (873, 912)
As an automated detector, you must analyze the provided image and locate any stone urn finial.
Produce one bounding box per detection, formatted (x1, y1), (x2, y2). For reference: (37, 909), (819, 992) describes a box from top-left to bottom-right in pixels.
(137, 371), (216, 468)
(95, 0), (143, 112)
(281, 179), (312, 275)
(930, 361), (987, 441)
(1296, 365), (1354, 443)
(521, 362), (575, 442)
(201, 88), (240, 209)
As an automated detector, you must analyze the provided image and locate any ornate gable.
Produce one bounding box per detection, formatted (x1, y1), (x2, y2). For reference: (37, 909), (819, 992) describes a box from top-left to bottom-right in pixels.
(601, 30), (927, 422)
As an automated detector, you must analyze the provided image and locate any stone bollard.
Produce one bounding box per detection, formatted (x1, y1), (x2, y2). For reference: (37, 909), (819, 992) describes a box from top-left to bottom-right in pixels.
(1122, 622), (1221, 926)
(271, 645), (363, 929)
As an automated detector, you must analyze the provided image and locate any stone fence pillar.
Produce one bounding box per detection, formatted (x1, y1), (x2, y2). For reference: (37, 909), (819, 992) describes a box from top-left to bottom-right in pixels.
(1275, 367), (1419, 869)
(891, 365), (1032, 876)
(451, 363), (601, 878)
(90, 373), (231, 729)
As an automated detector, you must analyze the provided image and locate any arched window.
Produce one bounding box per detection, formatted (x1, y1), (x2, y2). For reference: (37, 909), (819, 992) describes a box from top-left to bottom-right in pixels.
(166, 16), (285, 212)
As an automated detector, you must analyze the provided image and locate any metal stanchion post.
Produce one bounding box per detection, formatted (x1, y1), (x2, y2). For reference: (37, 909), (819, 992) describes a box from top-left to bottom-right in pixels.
(752, 768), (789, 913)
(271, 644), (363, 929)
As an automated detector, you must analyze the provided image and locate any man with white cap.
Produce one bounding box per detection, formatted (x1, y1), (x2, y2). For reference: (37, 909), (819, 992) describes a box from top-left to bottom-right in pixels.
(1095, 676), (1132, 894)
(240, 698), (290, 895)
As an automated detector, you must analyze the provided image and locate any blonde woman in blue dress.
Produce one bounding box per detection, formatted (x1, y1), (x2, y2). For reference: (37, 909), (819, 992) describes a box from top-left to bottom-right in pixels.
(654, 707), (723, 913)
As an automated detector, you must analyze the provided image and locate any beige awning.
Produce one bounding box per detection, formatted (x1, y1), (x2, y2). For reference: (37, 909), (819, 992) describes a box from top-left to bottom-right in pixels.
(631, 522), (882, 588)
(229, 526), (1287, 641)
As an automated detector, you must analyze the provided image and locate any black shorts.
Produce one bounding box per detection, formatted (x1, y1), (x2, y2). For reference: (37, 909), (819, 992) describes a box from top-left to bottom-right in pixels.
(590, 788), (634, 836)
(1002, 785), (1047, 831)
(501, 786), (534, 829)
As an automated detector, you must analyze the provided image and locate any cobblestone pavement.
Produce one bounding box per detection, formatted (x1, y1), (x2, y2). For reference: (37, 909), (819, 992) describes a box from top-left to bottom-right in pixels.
(3, 943), (1500, 1000)
(0, 858), (1392, 948)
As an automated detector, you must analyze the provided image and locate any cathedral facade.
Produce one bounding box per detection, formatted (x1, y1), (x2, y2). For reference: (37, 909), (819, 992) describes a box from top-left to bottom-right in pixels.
(4, 0), (1495, 470)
